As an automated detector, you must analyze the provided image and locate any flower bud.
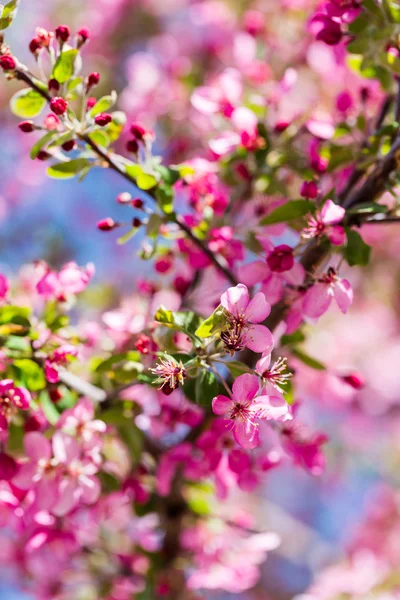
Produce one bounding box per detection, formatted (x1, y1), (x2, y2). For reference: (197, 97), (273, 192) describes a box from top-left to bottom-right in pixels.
(131, 198), (144, 209)
(49, 388), (63, 403)
(97, 218), (118, 231)
(95, 113), (112, 126)
(55, 25), (70, 43)
(126, 139), (139, 153)
(243, 10), (265, 36)
(44, 114), (61, 131)
(29, 37), (42, 54)
(77, 27), (90, 47)
(0, 453), (18, 481)
(18, 121), (35, 133)
(132, 217), (142, 228)
(130, 122), (146, 140)
(48, 78), (60, 92)
(116, 192), (132, 204)
(50, 96), (68, 116)
(87, 72), (100, 87)
(341, 372), (365, 390)
(274, 121), (290, 133)
(87, 97), (97, 110)
(267, 245), (294, 273)
(37, 151), (50, 161)
(0, 55), (16, 71)
(300, 180), (318, 199)
(62, 140), (76, 152)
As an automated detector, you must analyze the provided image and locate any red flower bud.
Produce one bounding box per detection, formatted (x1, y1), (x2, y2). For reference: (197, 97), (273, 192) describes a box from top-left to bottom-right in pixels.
(117, 192), (132, 204)
(87, 72), (100, 87)
(132, 217), (142, 228)
(18, 121), (35, 133)
(29, 37), (42, 54)
(48, 78), (60, 92)
(95, 113), (112, 126)
(37, 151), (50, 161)
(77, 27), (90, 47)
(0, 453), (18, 481)
(97, 218), (118, 231)
(0, 55), (16, 71)
(87, 97), (97, 110)
(49, 388), (63, 403)
(50, 96), (68, 116)
(267, 245), (294, 273)
(62, 140), (76, 152)
(126, 139), (139, 153)
(131, 198), (144, 209)
(274, 121), (290, 133)
(342, 372), (365, 390)
(300, 180), (319, 199)
(55, 25), (70, 43)
(130, 122), (146, 140)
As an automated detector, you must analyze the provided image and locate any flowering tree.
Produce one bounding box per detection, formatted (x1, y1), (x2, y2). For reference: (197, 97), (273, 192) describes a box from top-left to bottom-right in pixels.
(0, 0), (400, 598)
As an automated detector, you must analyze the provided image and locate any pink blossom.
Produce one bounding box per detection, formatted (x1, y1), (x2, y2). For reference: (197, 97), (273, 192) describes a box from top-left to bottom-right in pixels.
(212, 373), (291, 449)
(0, 379), (30, 431)
(303, 268), (353, 318)
(36, 261), (95, 300)
(220, 284), (274, 353)
(0, 274), (9, 300)
(45, 344), (78, 383)
(303, 199), (346, 245)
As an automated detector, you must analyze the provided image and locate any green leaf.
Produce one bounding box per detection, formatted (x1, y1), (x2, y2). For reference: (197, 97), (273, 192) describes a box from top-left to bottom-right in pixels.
(259, 200), (314, 226)
(88, 130), (109, 148)
(10, 89), (46, 118)
(13, 359), (46, 391)
(171, 163), (195, 178)
(225, 361), (254, 378)
(39, 391), (60, 425)
(47, 158), (90, 179)
(156, 184), (174, 214)
(0, 0), (19, 29)
(146, 214), (163, 238)
(195, 369), (219, 406)
(51, 49), (79, 83)
(156, 165), (180, 185)
(29, 131), (57, 160)
(347, 202), (387, 215)
(281, 329), (306, 346)
(125, 164), (157, 190)
(95, 352), (141, 374)
(104, 111), (126, 143)
(155, 307), (201, 339)
(117, 228), (139, 245)
(344, 229), (371, 266)
(292, 349), (326, 371)
(195, 306), (226, 339)
(0, 305), (30, 325)
(47, 131), (75, 149)
(89, 92), (117, 117)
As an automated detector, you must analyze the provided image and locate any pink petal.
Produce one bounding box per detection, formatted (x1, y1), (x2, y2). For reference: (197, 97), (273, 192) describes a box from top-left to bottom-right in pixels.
(250, 394), (291, 421)
(237, 261), (269, 287)
(245, 291), (271, 323)
(232, 373), (259, 403)
(34, 477), (59, 511)
(209, 132), (240, 156)
(52, 431), (80, 464)
(52, 478), (78, 516)
(327, 225), (346, 246)
(233, 419), (260, 449)
(284, 262), (305, 286)
(79, 475), (101, 505)
(24, 432), (52, 462)
(320, 199), (345, 225)
(333, 278), (353, 314)
(231, 107), (257, 134)
(221, 284), (249, 317)
(303, 283), (332, 318)
(255, 353), (272, 376)
(212, 395), (233, 416)
(191, 86), (220, 114)
(245, 324), (274, 353)
(12, 463), (37, 489)
(260, 274), (284, 305)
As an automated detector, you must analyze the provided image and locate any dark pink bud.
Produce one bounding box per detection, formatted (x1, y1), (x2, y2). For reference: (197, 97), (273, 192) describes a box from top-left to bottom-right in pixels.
(95, 113), (112, 126)
(174, 276), (191, 296)
(49, 389), (63, 403)
(314, 15), (342, 45)
(235, 163), (252, 181)
(87, 97), (97, 110)
(0, 453), (18, 481)
(18, 120), (35, 133)
(37, 151), (50, 161)
(48, 78), (60, 92)
(62, 140), (76, 152)
(132, 217), (142, 228)
(267, 245), (294, 273)
(243, 10), (265, 36)
(55, 25), (70, 43)
(300, 180), (318, 199)
(97, 218), (118, 231)
(126, 139), (139, 153)
(342, 372), (365, 390)
(77, 27), (90, 46)
(336, 91), (353, 113)
(130, 122), (146, 140)
(131, 198), (144, 209)
(274, 121), (290, 133)
(0, 55), (16, 71)
(29, 37), (42, 54)
(87, 72), (100, 87)
(155, 255), (172, 274)
(50, 96), (68, 116)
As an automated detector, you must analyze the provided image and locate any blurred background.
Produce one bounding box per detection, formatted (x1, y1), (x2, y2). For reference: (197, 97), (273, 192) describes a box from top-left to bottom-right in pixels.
(1, 0), (400, 598)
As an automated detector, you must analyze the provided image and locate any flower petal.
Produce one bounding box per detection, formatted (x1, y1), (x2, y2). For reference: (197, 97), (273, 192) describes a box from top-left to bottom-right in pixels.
(245, 292), (271, 323)
(320, 199), (345, 225)
(303, 283), (332, 318)
(52, 431), (80, 464)
(212, 395), (233, 416)
(232, 373), (259, 403)
(233, 419), (259, 449)
(221, 284), (249, 317)
(237, 261), (269, 287)
(333, 278), (353, 314)
(24, 432), (52, 462)
(250, 394), (292, 421)
(245, 324), (274, 353)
